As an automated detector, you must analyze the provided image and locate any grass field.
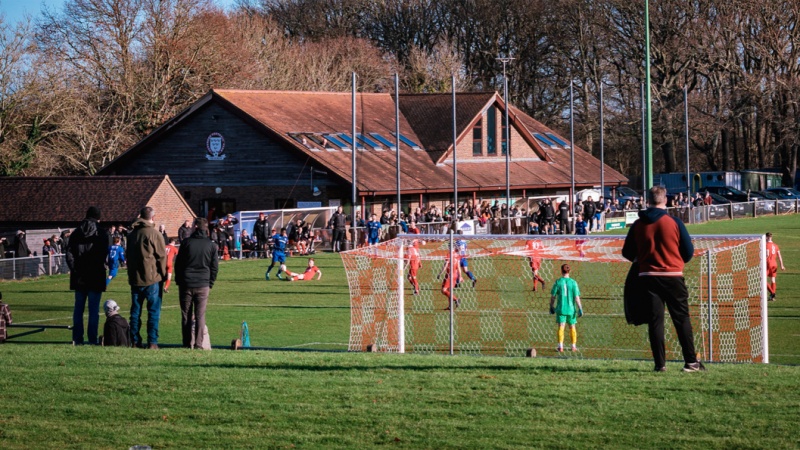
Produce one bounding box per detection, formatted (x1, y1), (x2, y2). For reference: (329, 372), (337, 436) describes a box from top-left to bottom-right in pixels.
(1, 214), (799, 448)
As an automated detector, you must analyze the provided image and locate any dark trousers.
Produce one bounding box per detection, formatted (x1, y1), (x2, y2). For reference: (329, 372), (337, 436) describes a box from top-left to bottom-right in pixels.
(642, 276), (698, 368)
(179, 286), (209, 349)
(332, 228), (345, 252)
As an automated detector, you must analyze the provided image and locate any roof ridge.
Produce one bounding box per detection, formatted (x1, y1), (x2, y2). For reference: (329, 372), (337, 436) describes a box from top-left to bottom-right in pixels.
(214, 89), (389, 96)
(0, 175), (166, 180)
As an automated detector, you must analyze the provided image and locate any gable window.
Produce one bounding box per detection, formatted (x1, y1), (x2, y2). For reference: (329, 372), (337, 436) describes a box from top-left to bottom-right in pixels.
(501, 121), (508, 155)
(472, 118), (482, 156)
(487, 107), (497, 155)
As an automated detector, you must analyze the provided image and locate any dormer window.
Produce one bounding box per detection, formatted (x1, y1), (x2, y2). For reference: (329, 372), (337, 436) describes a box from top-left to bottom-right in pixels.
(473, 118), (482, 156)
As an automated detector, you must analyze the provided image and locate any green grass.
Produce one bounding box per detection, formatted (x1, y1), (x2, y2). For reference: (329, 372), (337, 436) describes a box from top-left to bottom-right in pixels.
(1, 214), (799, 448)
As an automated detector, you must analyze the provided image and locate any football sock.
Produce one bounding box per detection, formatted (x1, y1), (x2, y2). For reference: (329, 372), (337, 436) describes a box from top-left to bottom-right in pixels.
(557, 325), (564, 345)
(570, 327), (577, 345)
(266, 263), (275, 274)
(767, 282), (775, 295)
(466, 271), (476, 281)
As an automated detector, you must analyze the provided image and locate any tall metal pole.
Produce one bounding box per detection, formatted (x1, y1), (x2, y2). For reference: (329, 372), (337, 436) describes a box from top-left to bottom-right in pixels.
(351, 72), (357, 247)
(599, 82), (605, 206)
(395, 73), (401, 215)
(570, 80), (576, 216)
(497, 57), (514, 235)
(684, 85), (690, 197)
(452, 74), (458, 218)
(641, 83), (646, 200)
(644, 0), (653, 189)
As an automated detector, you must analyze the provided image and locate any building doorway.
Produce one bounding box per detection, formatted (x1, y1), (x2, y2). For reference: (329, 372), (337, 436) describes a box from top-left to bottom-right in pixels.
(203, 198), (236, 221)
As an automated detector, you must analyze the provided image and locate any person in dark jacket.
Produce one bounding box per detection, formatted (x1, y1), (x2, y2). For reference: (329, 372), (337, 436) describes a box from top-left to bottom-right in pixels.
(102, 299), (130, 347)
(252, 213), (270, 258)
(67, 206), (110, 345)
(174, 218), (218, 349)
(583, 197), (597, 233)
(12, 230), (31, 258)
(329, 206), (347, 252)
(178, 219), (193, 243)
(622, 186), (703, 373)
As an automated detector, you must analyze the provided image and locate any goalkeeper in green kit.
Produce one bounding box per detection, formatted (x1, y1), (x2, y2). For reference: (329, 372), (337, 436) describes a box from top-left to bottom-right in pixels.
(550, 264), (583, 352)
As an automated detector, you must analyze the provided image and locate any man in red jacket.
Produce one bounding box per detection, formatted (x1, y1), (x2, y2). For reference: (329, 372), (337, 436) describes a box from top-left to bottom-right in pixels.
(622, 186), (705, 373)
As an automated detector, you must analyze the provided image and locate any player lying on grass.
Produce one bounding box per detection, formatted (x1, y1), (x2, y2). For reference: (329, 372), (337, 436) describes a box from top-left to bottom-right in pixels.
(281, 258), (322, 281)
(550, 263), (583, 352)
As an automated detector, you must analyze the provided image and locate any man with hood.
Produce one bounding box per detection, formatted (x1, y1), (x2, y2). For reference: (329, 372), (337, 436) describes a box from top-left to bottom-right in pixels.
(67, 206), (110, 345)
(126, 206), (167, 349)
(622, 186), (704, 372)
(174, 218), (218, 349)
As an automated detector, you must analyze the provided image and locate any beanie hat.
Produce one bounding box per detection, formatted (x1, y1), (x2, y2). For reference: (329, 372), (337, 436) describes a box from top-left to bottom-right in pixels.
(86, 206), (101, 220)
(103, 299), (120, 317)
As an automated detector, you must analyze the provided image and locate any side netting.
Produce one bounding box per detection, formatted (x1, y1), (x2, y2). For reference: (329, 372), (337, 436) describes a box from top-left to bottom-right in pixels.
(341, 234), (767, 363)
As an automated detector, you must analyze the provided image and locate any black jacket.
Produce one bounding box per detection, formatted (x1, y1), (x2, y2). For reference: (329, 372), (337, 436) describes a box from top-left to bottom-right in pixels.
(253, 218), (270, 241)
(584, 201), (597, 217)
(178, 224), (193, 243)
(103, 314), (130, 347)
(67, 218), (110, 292)
(330, 212), (347, 229)
(12, 235), (30, 257)
(175, 230), (219, 289)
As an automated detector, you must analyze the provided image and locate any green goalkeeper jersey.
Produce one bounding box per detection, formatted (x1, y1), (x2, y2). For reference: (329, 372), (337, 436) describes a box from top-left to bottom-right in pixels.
(551, 276), (581, 316)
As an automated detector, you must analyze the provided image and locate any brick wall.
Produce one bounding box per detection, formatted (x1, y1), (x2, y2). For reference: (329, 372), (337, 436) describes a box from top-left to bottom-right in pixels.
(147, 180), (197, 238)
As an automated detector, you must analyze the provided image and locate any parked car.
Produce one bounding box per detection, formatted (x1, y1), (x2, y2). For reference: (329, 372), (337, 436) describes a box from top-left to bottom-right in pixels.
(703, 192), (732, 205)
(766, 187), (800, 199)
(751, 190), (779, 200)
(698, 186), (752, 202)
(603, 186), (641, 204)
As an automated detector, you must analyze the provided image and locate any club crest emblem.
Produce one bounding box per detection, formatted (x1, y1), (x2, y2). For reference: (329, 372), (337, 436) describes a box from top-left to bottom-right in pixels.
(206, 132), (226, 160)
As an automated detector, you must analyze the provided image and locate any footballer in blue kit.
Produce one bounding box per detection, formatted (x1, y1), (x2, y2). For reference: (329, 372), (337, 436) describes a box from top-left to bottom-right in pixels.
(106, 237), (126, 285)
(266, 228), (289, 280)
(367, 214), (382, 245)
(455, 232), (477, 287)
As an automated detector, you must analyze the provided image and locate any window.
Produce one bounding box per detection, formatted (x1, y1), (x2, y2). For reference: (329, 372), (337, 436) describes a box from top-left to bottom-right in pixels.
(357, 133), (382, 150)
(370, 133), (397, 151)
(393, 133), (422, 150)
(534, 133), (557, 147)
(472, 118), (483, 156)
(545, 133), (569, 147)
(487, 108), (497, 155)
(323, 134), (348, 151)
(338, 133), (365, 150)
(501, 120), (508, 156)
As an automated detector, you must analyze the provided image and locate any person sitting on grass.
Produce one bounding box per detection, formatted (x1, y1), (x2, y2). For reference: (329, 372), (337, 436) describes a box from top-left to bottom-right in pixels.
(549, 263), (583, 353)
(280, 258), (322, 281)
(101, 299), (130, 347)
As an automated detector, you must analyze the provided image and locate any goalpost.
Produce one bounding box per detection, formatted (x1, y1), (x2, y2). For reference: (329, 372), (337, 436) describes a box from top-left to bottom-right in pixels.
(341, 234), (769, 363)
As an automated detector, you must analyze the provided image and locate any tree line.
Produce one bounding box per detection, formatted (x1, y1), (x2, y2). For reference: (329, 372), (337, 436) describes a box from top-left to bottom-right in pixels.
(0, 0), (798, 186)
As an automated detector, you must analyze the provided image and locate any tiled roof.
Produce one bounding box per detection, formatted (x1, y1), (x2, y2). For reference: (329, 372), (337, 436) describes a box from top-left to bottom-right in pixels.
(101, 89), (628, 194)
(0, 175), (174, 224)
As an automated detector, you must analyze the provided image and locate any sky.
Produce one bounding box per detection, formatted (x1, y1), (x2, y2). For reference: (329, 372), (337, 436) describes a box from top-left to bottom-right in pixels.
(1, 0), (240, 26)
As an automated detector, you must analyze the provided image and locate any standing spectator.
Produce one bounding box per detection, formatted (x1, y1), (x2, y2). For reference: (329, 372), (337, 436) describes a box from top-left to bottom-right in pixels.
(594, 197), (605, 231)
(101, 300), (130, 347)
(622, 186), (703, 372)
(703, 192), (713, 206)
(583, 197), (597, 233)
(542, 199), (555, 235)
(12, 230), (31, 258)
(765, 232), (786, 301)
(178, 219), (193, 243)
(174, 218), (218, 349)
(693, 193), (704, 207)
(106, 237), (126, 286)
(59, 230), (71, 254)
(558, 199), (570, 234)
(0, 237), (6, 259)
(126, 206), (167, 350)
(163, 238), (178, 293)
(329, 206), (347, 252)
(158, 224), (169, 245)
(42, 239), (56, 256)
(67, 206), (110, 345)
(252, 213), (270, 258)
(0, 292), (12, 343)
(367, 214), (382, 246)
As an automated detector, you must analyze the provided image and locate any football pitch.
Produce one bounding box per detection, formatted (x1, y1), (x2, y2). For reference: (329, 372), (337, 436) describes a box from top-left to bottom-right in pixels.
(1, 215), (799, 448)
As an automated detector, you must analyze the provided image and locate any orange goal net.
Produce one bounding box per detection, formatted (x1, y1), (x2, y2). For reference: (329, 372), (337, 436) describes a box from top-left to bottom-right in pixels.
(340, 234), (768, 363)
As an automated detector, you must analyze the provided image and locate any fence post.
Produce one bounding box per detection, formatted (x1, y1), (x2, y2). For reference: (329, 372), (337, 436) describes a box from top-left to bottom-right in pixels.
(707, 251), (714, 362)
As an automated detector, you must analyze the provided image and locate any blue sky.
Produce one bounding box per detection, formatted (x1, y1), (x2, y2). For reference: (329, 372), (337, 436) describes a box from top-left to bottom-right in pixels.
(2, 0), (240, 25)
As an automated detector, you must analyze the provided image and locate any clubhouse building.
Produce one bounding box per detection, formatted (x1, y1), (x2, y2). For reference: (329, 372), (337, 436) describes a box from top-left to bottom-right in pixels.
(98, 89), (626, 218)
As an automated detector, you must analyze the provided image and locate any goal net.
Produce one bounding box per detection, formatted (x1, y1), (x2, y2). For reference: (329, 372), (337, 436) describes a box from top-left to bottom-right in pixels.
(341, 234), (768, 363)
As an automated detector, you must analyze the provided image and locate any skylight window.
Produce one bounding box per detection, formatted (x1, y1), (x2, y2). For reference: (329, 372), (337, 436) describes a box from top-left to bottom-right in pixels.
(393, 133), (422, 150)
(369, 133), (397, 151)
(288, 133), (318, 151)
(337, 134), (365, 150)
(546, 133), (569, 147)
(357, 133), (383, 151)
(323, 134), (349, 151)
(534, 133), (557, 147)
